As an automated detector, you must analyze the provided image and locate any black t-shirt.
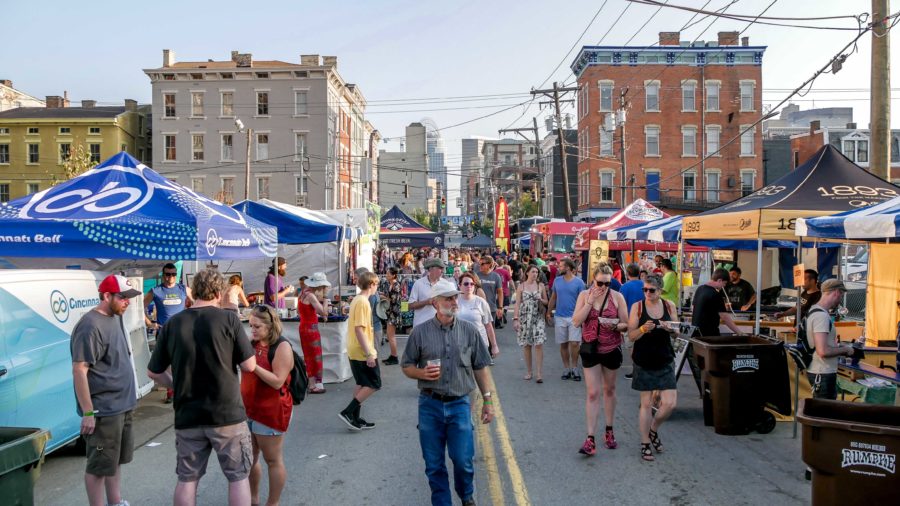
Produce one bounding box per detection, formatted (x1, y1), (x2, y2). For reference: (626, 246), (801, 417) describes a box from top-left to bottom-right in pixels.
(148, 306), (255, 429)
(692, 284), (728, 338)
(799, 289), (822, 320)
(508, 259), (521, 280)
(725, 279), (755, 307)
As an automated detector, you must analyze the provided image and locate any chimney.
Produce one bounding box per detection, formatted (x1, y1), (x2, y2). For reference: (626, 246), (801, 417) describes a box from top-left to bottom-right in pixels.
(322, 56), (338, 68)
(0, 79), (11, 88)
(659, 32), (681, 46)
(162, 49), (175, 68)
(81, 100), (96, 108)
(300, 54), (321, 66)
(717, 31), (739, 46)
(809, 120), (821, 134)
(846, 122), (857, 129)
(741, 36), (750, 47)
(45, 95), (67, 108)
(124, 99), (138, 112)
(230, 51), (252, 67)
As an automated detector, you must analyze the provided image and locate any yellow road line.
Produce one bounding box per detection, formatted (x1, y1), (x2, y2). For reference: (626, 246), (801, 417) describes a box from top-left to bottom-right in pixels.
(482, 368), (532, 506)
(474, 397), (505, 506)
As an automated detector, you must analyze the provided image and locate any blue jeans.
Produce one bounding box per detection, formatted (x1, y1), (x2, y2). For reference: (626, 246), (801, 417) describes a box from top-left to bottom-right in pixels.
(418, 393), (475, 506)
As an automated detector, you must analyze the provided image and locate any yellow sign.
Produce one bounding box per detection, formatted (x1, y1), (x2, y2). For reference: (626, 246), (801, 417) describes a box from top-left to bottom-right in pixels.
(587, 240), (609, 277)
(793, 263), (805, 288)
(494, 197), (510, 252)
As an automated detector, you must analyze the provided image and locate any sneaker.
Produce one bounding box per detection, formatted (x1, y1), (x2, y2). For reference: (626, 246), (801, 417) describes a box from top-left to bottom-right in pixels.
(578, 436), (596, 456)
(382, 355), (399, 365)
(624, 372), (634, 380)
(462, 500), (476, 506)
(604, 429), (618, 449)
(357, 417), (376, 430)
(338, 412), (362, 431)
(572, 369), (582, 382)
(561, 370), (572, 380)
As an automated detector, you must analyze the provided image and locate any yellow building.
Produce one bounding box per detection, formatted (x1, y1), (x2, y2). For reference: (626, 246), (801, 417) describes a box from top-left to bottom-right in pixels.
(0, 98), (150, 201)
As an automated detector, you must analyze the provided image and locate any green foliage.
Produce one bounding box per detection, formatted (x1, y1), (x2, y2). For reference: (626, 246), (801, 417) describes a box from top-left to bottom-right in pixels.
(51, 144), (96, 185)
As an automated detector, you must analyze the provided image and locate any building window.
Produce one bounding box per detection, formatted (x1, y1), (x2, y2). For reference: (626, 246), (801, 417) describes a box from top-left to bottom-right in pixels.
(191, 92), (204, 117)
(26, 183), (39, 195)
(221, 134), (233, 161)
(683, 172), (696, 201)
(221, 92), (234, 116)
(599, 82), (613, 111)
(256, 177), (270, 199)
(294, 91), (308, 115)
(191, 177), (204, 193)
(793, 150), (801, 168)
(256, 133), (269, 160)
(164, 135), (176, 161)
(89, 127), (101, 134)
(740, 81), (755, 112)
(599, 127), (613, 156)
(0, 128), (9, 135)
(645, 81), (659, 111)
(256, 92), (269, 116)
(28, 127), (39, 134)
(221, 177), (235, 202)
(296, 174), (308, 195)
(706, 172), (720, 202)
(191, 134), (204, 161)
(0, 144), (9, 164)
(164, 93), (176, 118)
(741, 170), (755, 196)
(59, 127), (71, 134)
(89, 144), (101, 163)
(682, 81), (696, 111)
(0, 184), (9, 202)
(842, 137), (870, 163)
(740, 125), (755, 156)
(706, 82), (720, 111)
(682, 126), (697, 156)
(295, 133), (307, 160)
(138, 148), (144, 162)
(645, 126), (660, 156)
(28, 143), (39, 164)
(599, 171), (613, 202)
(59, 143), (71, 163)
(857, 140), (869, 163)
(706, 125), (720, 156)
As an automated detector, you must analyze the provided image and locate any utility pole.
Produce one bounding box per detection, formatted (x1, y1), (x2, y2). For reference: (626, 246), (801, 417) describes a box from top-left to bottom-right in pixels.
(244, 128), (252, 200)
(498, 118), (542, 216)
(618, 89), (628, 207)
(871, 0), (891, 179)
(532, 82), (578, 221)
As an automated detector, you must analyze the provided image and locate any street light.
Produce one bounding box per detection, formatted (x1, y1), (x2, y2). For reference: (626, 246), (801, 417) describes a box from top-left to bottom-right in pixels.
(235, 118), (252, 200)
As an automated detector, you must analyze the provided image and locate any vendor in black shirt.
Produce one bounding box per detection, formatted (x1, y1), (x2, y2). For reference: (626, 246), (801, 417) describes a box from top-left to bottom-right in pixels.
(692, 268), (743, 338)
(725, 266), (757, 311)
(774, 269), (821, 321)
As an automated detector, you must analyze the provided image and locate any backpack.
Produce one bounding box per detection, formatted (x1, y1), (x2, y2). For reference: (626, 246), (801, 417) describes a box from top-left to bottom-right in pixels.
(790, 307), (827, 370)
(267, 337), (309, 405)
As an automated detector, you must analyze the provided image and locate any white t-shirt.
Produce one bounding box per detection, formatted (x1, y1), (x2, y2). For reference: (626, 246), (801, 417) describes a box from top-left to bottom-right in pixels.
(409, 276), (456, 327)
(457, 295), (492, 346)
(806, 304), (837, 374)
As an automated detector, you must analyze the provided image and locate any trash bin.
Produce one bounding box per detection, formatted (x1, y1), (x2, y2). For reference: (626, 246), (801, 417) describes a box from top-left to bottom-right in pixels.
(0, 427), (52, 506)
(798, 399), (900, 506)
(689, 334), (792, 435)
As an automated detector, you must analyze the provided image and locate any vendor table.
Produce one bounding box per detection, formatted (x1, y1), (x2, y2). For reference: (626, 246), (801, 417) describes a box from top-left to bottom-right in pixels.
(836, 376), (897, 405)
(244, 317), (352, 384)
(838, 359), (900, 406)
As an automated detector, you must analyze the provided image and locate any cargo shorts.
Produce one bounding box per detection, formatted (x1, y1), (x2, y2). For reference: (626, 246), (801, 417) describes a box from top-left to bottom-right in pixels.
(85, 410), (135, 477)
(175, 422), (253, 483)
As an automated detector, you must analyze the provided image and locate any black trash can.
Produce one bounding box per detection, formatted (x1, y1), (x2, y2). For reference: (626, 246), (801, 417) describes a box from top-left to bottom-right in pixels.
(798, 399), (900, 506)
(689, 334), (791, 435)
(0, 427), (52, 506)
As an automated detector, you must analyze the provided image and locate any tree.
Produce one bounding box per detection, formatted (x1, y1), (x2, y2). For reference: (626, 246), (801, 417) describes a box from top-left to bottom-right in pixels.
(51, 144), (96, 185)
(411, 208), (436, 232)
(511, 192), (539, 220)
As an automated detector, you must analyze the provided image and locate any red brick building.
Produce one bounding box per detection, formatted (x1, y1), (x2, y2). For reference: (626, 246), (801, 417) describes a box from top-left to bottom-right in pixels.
(571, 31), (765, 220)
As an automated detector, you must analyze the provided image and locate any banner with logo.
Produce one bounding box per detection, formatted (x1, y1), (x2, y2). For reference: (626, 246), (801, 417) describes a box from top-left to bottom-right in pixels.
(0, 152), (278, 260)
(494, 197), (510, 252)
(587, 239), (609, 278)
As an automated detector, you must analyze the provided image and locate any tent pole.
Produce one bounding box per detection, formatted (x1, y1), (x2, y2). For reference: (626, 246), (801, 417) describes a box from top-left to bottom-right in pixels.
(678, 232), (684, 317)
(755, 237), (762, 335)
(792, 237), (803, 439)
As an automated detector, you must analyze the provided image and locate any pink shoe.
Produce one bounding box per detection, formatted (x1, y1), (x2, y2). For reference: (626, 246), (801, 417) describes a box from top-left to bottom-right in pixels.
(604, 429), (618, 449)
(578, 436), (596, 456)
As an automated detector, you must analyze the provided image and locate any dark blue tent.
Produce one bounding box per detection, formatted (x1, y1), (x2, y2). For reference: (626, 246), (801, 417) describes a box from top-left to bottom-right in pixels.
(380, 206), (444, 248)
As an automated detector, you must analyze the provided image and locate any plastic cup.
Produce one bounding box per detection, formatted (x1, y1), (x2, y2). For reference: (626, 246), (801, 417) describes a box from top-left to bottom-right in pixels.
(427, 358), (441, 367)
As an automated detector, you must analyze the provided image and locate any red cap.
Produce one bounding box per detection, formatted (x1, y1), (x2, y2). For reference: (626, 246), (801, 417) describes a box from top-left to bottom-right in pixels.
(98, 275), (142, 298)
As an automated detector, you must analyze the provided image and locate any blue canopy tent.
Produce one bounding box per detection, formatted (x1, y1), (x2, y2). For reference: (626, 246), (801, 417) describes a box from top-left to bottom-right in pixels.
(380, 206), (444, 248)
(233, 199), (344, 244)
(0, 152), (277, 260)
(796, 195), (900, 239)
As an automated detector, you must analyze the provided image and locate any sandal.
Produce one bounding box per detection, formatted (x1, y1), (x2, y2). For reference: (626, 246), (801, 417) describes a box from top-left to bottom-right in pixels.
(524, 373), (533, 381)
(536, 377), (543, 384)
(641, 443), (655, 461)
(309, 386), (327, 394)
(649, 430), (663, 453)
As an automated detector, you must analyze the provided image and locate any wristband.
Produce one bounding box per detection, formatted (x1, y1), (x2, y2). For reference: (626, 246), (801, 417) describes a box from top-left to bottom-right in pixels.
(83, 411), (95, 417)
(483, 400), (493, 405)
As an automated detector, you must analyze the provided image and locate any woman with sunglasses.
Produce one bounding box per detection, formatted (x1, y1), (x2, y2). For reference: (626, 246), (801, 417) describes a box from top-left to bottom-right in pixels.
(572, 263), (629, 455)
(626, 274), (679, 462)
(241, 305), (294, 506)
(299, 272), (331, 394)
(513, 264), (548, 382)
(457, 272), (500, 359)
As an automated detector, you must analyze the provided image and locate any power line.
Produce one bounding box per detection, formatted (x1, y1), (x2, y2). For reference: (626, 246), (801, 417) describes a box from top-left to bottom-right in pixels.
(628, 0), (868, 30)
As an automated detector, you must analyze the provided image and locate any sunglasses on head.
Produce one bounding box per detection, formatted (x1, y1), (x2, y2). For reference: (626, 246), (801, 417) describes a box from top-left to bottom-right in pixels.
(643, 287), (657, 293)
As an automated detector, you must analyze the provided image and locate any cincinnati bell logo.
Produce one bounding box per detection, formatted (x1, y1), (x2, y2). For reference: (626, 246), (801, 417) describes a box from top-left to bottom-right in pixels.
(50, 290), (69, 323)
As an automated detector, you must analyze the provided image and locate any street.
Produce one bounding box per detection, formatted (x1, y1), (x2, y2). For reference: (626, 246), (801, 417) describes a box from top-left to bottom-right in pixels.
(37, 321), (811, 506)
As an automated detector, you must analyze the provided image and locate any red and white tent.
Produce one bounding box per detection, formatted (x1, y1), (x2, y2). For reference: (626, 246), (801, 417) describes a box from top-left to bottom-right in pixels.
(574, 199), (669, 250)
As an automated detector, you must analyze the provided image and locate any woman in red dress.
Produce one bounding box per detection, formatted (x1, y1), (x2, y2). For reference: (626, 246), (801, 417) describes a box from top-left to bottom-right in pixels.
(299, 272), (331, 393)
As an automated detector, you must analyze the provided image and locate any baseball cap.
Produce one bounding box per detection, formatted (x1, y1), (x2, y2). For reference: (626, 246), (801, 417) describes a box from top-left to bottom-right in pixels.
(821, 279), (847, 293)
(99, 275), (142, 298)
(434, 288), (461, 299)
(424, 258), (446, 269)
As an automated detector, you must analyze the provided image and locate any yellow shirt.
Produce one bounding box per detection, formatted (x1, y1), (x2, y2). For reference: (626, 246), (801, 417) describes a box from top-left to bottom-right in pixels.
(347, 295), (375, 361)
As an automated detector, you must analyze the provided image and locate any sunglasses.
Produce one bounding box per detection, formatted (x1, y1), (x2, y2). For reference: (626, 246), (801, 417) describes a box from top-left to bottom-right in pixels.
(595, 281), (611, 287)
(163, 272), (178, 277)
(461, 281), (475, 287)
(643, 288), (658, 293)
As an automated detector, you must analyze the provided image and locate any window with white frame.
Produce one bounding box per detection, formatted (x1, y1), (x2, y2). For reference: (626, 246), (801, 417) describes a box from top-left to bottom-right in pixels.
(706, 125), (721, 156)
(164, 135), (176, 161)
(59, 143), (71, 163)
(682, 81), (696, 111)
(599, 171), (614, 202)
(706, 172), (720, 202)
(191, 92), (204, 117)
(706, 82), (720, 111)
(26, 182), (39, 195)
(59, 127), (71, 134)
(645, 81), (660, 111)
(28, 143), (39, 164)
(164, 93), (176, 117)
(191, 177), (204, 193)
(0, 144), (8, 163)
(740, 125), (755, 155)
(191, 134), (204, 161)
(0, 184), (9, 202)
(89, 127), (101, 135)
(683, 172), (696, 201)
(220, 92), (234, 116)
(582, 129), (590, 160)
(294, 132), (307, 160)
(645, 126), (660, 156)
(294, 90), (308, 115)
(256, 133), (269, 160)
(599, 81), (613, 111)
(221, 177), (235, 200)
(741, 170), (755, 196)
(682, 126), (697, 156)
(221, 134), (233, 161)
(841, 134), (870, 163)
(740, 81), (755, 111)
(256, 92), (269, 115)
(27, 127), (39, 134)
(599, 127), (613, 156)
(89, 144), (101, 163)
(256, 176), (270, 199)
(296, 174), (308, 195)
(0, 128), (9, 135)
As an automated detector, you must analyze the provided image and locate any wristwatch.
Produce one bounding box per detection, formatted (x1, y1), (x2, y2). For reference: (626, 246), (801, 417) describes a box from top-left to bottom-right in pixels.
(482, 391), (492, 399)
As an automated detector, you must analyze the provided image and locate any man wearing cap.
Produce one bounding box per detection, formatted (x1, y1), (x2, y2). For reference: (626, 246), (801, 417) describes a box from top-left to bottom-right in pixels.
(806, 279), (856, 399)
(408, 258), (456, 328)
(71, 274), (141, 506)
(401, 288), (495, 506)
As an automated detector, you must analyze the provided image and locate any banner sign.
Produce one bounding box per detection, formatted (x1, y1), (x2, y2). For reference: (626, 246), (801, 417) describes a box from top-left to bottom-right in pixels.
(793, 263), (805, 288)
(494, 197), (510, 252)
(587, 239), (609, 277)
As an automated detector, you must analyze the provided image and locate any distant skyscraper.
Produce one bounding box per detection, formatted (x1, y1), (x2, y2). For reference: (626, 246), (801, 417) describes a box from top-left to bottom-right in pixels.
(460, 136), (494, 219)
(422, 118), (446, 198)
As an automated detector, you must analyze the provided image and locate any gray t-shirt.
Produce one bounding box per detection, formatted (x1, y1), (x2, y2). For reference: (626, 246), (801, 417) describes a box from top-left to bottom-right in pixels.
(806, 304), (837, 374)
(70, 309), (137, 417)
(476, 271), (503, 311)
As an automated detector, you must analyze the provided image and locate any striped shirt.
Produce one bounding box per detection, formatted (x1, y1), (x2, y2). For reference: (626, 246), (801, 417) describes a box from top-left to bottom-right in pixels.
(401, 316), (491, 397)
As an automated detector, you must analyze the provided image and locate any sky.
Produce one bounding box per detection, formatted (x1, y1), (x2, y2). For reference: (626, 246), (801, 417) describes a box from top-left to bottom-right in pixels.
(3, 0), (898, 215)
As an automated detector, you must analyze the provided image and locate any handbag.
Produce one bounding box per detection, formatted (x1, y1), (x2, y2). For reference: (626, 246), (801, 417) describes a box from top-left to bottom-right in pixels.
(579, 288), (611, 355)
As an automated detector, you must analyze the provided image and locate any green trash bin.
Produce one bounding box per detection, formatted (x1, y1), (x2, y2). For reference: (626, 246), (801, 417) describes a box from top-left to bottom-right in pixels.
(0, 427), (52, 506)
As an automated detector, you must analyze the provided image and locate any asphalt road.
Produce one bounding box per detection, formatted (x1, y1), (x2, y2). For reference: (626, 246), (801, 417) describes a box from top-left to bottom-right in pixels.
(36, 320), (811, 505)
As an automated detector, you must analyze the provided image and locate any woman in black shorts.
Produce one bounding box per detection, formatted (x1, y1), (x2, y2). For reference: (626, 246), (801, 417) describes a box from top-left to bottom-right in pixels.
(626, 274), (679, 462)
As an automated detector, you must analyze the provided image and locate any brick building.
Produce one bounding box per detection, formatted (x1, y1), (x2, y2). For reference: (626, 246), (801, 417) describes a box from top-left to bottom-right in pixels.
(571, 31), (766, 219)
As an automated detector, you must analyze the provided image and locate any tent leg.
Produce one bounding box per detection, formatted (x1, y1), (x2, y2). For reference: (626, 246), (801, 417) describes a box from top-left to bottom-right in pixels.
(678, 234), (684, 317)
(792, 361), (800, 439)
(755, 237), (762, 335)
